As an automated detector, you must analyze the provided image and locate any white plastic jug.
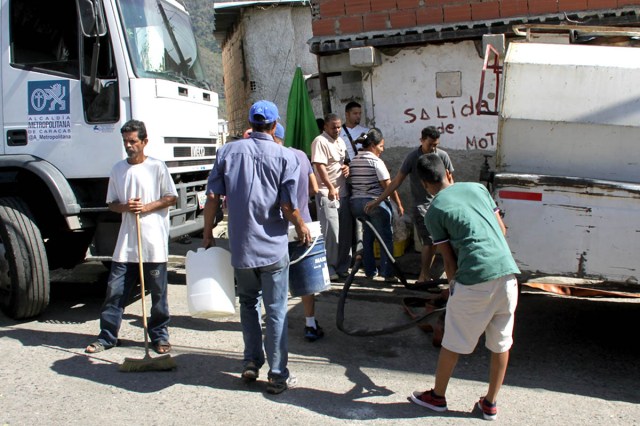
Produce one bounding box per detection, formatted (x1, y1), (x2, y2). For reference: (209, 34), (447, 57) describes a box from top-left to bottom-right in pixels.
(185, 247), (235, 318)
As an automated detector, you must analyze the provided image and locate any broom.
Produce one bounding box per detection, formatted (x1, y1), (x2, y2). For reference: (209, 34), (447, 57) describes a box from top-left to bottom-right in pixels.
(120, 212), (177, 372)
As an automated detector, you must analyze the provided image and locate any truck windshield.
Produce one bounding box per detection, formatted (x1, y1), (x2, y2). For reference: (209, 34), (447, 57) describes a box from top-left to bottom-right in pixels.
(118, 0), (208, 88)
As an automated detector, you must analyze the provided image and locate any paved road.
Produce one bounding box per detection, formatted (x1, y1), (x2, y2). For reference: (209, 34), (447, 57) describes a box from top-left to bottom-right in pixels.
(1, 238), (639, 425)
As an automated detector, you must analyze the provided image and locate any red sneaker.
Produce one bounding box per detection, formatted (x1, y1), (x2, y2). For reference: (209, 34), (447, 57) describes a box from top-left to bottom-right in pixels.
(477, 397), (498, 421)
(409, 389), (448, 412)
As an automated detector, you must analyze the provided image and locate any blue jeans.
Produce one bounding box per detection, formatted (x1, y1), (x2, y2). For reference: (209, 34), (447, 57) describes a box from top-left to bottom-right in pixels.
(98, 262), (170, 346)
(315, 194), (353, 275)
(235, 253), (290, 381)
(350, 197), (394, 278)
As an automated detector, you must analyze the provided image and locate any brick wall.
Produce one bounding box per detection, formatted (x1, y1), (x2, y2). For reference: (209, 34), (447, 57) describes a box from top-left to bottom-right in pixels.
(311, 0), (640, 36)
(221, 26), (250, 137)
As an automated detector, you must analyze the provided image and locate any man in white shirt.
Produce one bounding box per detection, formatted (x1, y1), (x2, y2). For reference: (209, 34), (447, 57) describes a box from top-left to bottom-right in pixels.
(311, 113), (352, 280)
(339, 101), (368, 161)
(86, 119), (177, 355)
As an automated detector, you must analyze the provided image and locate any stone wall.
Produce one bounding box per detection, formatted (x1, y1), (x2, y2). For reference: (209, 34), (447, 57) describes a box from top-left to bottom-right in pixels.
(221, 6), (318, 137)
(380, 146), (494, 217)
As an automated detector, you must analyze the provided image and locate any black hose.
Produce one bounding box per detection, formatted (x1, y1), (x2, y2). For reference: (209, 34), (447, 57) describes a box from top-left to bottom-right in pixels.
(335, 218), (446, 337)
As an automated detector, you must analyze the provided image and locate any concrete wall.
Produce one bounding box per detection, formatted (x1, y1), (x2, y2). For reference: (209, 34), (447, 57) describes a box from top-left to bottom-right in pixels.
(369, 144), (494, 219)
(307, 71), (366, 122)
(220, 3), (532, 210)
(319, 40), (499, 213)
(308, 0), (640, 217)
(363, 41), (499, 152)
(221, 6), (320, 136)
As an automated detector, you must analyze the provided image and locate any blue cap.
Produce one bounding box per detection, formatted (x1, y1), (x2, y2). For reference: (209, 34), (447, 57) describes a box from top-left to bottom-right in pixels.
(275, 123), (285, 139)
(249, 100), (279, 124)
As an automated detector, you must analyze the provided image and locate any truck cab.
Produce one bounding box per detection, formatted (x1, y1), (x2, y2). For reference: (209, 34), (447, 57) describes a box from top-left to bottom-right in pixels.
(0, 0), (219, 318)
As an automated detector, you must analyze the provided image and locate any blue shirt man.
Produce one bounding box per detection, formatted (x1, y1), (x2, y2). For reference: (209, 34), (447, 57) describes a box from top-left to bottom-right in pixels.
(203, 100), (310, 395)
(208, 130), (299, 268)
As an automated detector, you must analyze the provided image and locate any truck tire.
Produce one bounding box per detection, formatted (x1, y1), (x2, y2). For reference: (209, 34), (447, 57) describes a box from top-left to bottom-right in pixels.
(0, 197), (49, 319)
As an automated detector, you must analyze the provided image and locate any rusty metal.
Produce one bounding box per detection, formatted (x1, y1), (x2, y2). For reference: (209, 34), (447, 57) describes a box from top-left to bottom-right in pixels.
(477, 43), (501, 116)
(522, 282), (640, 298)
(512, 23), (640, 42)
(494, 174), (640, 197)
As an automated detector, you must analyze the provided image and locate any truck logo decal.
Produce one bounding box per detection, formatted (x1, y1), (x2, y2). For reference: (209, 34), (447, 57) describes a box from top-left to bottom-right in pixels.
(27, 80), (72, 142)
(28, 80), (70, 114)
(191, 146), (206, 157)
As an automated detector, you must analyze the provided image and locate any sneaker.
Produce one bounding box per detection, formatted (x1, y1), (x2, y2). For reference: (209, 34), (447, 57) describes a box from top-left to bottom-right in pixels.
(384, 276), (399, 283)
(304, 321), (325, 342)
(241, 361), (259, 382)
(329, 273), (340, 282)
(266, 375), (298, 395)
(477, 397), (497, 421)
(409, 389), (448, 412)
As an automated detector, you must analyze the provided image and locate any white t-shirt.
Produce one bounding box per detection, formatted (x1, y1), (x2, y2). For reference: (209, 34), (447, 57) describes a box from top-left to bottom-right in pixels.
(340, 124), (368, 160)
(107, 157), (178, 263)
(311, 132), (348, 198)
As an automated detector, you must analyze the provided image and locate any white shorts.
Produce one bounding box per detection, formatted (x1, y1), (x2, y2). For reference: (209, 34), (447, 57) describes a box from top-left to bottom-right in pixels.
(442, 275), (518, 355)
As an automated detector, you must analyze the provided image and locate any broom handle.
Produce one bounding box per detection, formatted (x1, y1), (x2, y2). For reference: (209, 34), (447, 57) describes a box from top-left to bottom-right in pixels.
(135, 212), (151, 356)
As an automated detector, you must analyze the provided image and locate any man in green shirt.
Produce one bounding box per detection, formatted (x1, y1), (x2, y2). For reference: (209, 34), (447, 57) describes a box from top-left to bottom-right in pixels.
(409, 153), (520, 421)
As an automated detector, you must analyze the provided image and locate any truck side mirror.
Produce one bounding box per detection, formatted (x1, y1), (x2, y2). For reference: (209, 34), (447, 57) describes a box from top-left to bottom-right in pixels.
(76, 0), (107, 37)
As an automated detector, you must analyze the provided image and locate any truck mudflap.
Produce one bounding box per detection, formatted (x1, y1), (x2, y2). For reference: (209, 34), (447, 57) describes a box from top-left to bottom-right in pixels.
(493, 173), (640, 284)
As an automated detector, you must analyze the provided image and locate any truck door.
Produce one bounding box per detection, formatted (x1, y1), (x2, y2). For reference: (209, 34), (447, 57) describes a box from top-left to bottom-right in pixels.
(2, 0), (83, 156)
(2, 0), (121, 179)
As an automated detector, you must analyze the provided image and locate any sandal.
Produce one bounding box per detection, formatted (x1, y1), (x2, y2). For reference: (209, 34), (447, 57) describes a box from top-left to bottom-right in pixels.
(152, 340), (172, 354)
(85, 341), (111, 354)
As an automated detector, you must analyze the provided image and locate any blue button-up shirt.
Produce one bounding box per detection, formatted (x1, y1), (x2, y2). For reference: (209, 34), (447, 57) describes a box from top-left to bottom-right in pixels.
(206, 132), (300, 268)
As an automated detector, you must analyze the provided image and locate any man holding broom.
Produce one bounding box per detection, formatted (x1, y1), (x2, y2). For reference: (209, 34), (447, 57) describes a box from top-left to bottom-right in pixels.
(85, 119), (177, 356)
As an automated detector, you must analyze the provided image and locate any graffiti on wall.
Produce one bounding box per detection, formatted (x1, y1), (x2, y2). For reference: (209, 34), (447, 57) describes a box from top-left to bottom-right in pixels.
(403, 95), (497, 150)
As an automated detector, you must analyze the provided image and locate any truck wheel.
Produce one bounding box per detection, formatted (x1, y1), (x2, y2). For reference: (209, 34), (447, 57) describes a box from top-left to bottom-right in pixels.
(0, 197), (49, 319)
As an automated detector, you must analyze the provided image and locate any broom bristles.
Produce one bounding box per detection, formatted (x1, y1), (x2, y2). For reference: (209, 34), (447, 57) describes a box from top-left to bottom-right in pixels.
(119, 354), (177, 372)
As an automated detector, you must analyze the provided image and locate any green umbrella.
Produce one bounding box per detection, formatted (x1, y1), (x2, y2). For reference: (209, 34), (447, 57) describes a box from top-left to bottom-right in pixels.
(284, 67), (318, 155)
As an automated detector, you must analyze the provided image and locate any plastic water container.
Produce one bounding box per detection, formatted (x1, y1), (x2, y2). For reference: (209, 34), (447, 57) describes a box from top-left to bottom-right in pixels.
(185, 247), (235, 318)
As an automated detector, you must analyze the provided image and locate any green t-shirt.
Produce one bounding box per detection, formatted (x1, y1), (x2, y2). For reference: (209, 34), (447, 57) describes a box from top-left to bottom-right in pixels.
(425, 182), (520, 285)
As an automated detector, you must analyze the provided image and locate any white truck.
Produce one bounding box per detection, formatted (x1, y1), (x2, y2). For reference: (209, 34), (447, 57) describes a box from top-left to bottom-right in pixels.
(0, 0), (219, 318)
(481, 27), (640, 286)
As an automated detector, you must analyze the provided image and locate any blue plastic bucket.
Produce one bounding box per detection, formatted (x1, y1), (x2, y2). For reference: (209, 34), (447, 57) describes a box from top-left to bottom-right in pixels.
(288, 235), (331, 297)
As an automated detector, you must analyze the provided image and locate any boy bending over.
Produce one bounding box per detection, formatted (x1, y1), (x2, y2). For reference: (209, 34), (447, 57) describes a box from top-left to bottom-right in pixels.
(410, 153), (519, 421)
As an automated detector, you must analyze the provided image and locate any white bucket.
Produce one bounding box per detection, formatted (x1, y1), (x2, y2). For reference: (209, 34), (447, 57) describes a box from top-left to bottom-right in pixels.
(185, 247), (235, 318)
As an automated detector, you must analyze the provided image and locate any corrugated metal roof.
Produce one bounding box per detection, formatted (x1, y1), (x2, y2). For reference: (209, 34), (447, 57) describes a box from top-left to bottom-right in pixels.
(308, 8), (640, 54)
